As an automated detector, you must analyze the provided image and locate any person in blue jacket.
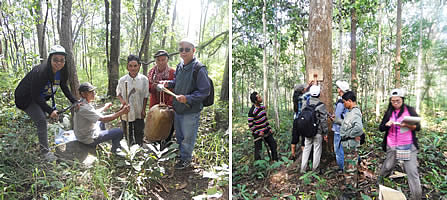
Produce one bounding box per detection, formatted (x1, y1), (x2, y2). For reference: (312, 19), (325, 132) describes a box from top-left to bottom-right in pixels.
(165, 38), (211, 170)
(332, 80), (350, 172)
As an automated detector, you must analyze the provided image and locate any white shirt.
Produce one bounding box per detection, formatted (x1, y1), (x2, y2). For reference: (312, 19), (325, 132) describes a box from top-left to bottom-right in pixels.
(116, 73), (149, 121)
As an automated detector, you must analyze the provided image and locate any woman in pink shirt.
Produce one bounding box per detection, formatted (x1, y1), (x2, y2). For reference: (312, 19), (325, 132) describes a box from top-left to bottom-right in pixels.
(378, 88), (422, 200)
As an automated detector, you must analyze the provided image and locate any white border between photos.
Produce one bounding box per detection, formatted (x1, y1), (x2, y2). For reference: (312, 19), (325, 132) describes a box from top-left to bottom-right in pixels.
(228, 0), (233, 198)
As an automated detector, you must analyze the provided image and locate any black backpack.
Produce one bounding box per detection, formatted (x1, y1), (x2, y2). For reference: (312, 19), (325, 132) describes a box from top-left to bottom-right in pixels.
(296, 101), (323, 138)
(193, 63), (214, 107)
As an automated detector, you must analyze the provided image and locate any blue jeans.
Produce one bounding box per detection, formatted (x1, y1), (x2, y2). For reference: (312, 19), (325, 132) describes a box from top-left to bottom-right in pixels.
(334, 132), (344, 170)
(88, 123), (123, 152)
(174, 112), (201, 161)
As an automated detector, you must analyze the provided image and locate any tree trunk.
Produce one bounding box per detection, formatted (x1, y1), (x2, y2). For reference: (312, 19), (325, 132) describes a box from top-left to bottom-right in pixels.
(375, 0), (383, 120)
(272, 5), (280, 130)
(107, 0), (120, 97)
(395, 0), (402, 88)
(262, 0), (268, 109)
(307, 0), (333, 153)
(338, 0), (343, 79)
(415, 0), (423, 113)
(170, 0), (177, 49)
(220, 47), (229, 101)
(60, 0), (79, 99)
(198, 0), (209, 58)
(104, 0), (110, 70)
(139, 0), (161, 76)
(350, 0), (357, 93)
(34, 0), (48, 62)
(161, 0), (170, 48)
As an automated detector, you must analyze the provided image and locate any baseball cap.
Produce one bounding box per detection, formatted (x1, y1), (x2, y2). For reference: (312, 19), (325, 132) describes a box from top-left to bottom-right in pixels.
(309, 85), (321, 97)
(335, 80), (350, 92)
(78, 82), (96, 93)
(179, 38), (197, 48)
(390, 88), (405, 97)
(154, 50), (169, 58)
(49, 45), (67, 56)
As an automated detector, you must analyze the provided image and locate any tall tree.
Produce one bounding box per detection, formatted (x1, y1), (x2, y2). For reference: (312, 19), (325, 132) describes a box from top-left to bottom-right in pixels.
(104, 0), (110, 73)
(32, 0), (48, 62)
(272, 1), (280, 130)
(107, 0), (120, 97)
(161, 0), (170, 48)
(395, 0), (402, 88)
(375, 0), (384, 120)
(60, 0), (79, 98)
(350, 0), (358, 93)
(138, 0), (161, 76)
(307, 0), (333, 151)
(337, 0), (344, 79)
(169, 0), (177, 49)
(262, 0), (268, 109)
(220, 47), (229, 101)
(415, 0), (423, 113)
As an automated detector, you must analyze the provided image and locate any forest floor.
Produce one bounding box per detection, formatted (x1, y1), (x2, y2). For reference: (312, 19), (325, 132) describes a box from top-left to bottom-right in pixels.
(232, 109), (447, 199)
(0, 101), (229, 199)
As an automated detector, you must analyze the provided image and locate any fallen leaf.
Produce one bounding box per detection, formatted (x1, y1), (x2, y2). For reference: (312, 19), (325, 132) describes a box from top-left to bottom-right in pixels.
(176, 182), (187, 190)
(363, 169), (376, 179)
(389, 171), (406, 179)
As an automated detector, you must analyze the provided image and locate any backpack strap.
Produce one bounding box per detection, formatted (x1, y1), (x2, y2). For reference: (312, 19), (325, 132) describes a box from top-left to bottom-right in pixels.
(193, 62), (205, 82)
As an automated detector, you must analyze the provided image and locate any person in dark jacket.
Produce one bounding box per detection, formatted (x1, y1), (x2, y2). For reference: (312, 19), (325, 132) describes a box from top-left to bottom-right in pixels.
(14, 45), (78, 162)
(290, 82), (312, 160)
(378, 88), (422, 200)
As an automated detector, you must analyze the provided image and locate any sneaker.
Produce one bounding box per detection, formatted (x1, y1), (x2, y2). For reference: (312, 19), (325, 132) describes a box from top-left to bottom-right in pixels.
(174, 160), (191, 170)
(112, 147), (126, 157)
(42, 152), (57, 162)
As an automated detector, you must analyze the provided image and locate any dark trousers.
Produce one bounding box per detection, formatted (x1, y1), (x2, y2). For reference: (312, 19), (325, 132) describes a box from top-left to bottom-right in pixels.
(292, 118), (305, 147)
(254, 134), (278, 161)
(121, 119), (144, 146)
(88, 127), (123, 153)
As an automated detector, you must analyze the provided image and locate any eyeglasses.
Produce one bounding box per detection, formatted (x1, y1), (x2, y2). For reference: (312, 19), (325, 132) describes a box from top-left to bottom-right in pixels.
(391, 100), (401, 103)
(178, 48), (191, 53)
(52, 58), (65, 64)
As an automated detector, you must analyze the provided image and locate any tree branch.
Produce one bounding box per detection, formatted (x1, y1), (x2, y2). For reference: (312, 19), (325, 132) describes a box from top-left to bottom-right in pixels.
(141, 30), (229, 65)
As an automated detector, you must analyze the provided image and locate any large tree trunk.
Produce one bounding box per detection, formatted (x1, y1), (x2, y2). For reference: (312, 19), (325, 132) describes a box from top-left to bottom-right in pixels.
(350, 0), (357, 93)
(60, 0), (79, 99)
(307, 0), (333, 153)
(395, 0), (402, 88)
(415, 0), (423, 113)
(107, 0), (120, 97)
(262, 0), (268, 109)
(220, 47), (229, 101)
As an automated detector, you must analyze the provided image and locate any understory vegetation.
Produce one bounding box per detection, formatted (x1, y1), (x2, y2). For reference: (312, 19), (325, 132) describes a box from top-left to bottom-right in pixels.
(0, 71), (229, 199)
(232, 104), (447, 199)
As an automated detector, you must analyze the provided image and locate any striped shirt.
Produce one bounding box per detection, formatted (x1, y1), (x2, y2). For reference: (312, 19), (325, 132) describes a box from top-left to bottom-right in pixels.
(248, 104), (271, 135)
